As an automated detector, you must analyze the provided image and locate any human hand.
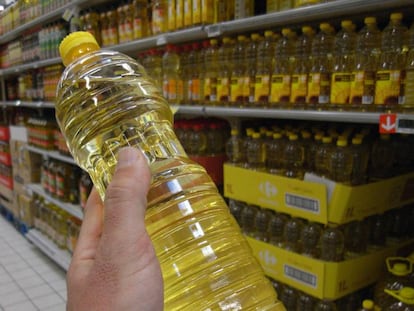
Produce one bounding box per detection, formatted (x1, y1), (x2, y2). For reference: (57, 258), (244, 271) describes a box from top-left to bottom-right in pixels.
(66, 147), (163, 311)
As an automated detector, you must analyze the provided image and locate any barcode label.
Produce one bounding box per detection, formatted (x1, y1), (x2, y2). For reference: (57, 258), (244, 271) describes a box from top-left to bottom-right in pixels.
(284, 264), (317, 288)
(285, 193), (320, 213)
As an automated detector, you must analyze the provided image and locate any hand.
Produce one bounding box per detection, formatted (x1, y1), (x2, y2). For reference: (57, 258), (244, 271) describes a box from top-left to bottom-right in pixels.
(66, 147), (163, 311)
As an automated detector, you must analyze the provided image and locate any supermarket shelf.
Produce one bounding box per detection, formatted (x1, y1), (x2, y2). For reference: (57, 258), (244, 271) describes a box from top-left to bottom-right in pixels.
(0, 57), (61, 77)
(1, 100), (55, 108)
(26, 228), (71, 271)
(204, 0), (414, 37)
(25, 145), (76, 165)
(26, 183), (83, 220)
(0, 0), (111, 44)
(173, 105), (389, 124)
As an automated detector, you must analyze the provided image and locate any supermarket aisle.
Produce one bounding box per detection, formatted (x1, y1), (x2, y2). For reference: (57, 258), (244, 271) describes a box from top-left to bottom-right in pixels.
(0, 217), (67, 311)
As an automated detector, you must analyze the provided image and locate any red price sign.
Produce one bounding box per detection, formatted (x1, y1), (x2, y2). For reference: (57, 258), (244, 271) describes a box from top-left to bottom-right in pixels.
(379, 114), (397, 134)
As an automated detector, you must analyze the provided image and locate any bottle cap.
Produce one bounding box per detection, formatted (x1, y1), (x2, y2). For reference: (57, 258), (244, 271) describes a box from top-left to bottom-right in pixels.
(230, 129), (239, 135)
(364, 17), (377, 25)
(390, 12), (403, 21)
(59, 31), (100, 67)
(281, 28), (291, 37)
(362, 300), (374, 309)
(264, 30), (274, 37)
(210, 39), (218, 45)
(341, 20), (353, 28)
(337, 139), (347, 147)
(322, 136), (332, 144)
(273, 132), (282, 139)
(251, 33), (260, 40)
(352, 137), (362, 145)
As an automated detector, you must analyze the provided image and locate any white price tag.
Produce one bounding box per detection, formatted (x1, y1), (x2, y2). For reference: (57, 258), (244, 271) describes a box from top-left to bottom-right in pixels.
(156, 36), (167, 46)
(62, 8), (75, 22)
(206, 25), (222, 38)
(397, 115), (414, 134)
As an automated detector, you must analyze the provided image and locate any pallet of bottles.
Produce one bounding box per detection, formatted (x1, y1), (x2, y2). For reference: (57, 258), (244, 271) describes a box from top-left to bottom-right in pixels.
(224, 164), (414, 224)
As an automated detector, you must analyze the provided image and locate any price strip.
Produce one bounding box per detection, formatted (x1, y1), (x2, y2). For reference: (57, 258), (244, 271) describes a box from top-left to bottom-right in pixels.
(62, 8), (75, 22)
(396, 114), (414, 134)
(156, 35), (168, 46)
(206, 24), (222, 37)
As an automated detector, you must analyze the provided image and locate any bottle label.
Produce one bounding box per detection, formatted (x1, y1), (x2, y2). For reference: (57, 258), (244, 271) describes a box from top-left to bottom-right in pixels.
(307, 73), (320, 104)
(350, 71), (375, 105)
(152, 8), (165, 33)
(190, 78), (200, 100)
(133, 18), (143, 39)
(254, 74), (270, 103)
(330, 72), (351, 105)
(124, 20), (133, 41)
(201, 0), (214, 23)
(168, 1), (176, 30)
(404, 69), (414, 107)
(204, 77), (217, 101)
(184, 0), (192, 26)
(375, 70), (401, 105)
(319, 73), (331, 104)
(193, 0), (201, 24)
(270, 74), (291, 103)
(290, 73), (307, 103)
(217, 77), (230, 102)
(230, 77), (246, 103)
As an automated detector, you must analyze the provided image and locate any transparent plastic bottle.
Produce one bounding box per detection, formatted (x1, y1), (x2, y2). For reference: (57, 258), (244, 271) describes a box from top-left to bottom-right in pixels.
(369, 134), (395, 181)
(228, 199), (245, 225)
(314, 299), (338, 311)
(296, 291), (316, 311)
(300, 221), (322, 258)
(266, 132), (285, 175)
(329, 137), (353, 184)
(225, 128), (246, 166)
(162, 44), (183, 105)
(254, 208), (272, 242)
(188, 42), (202, 105)
(375, 13), (408, 109)
(384, 287), (414, 311)
(255, 30), (275, 106)
(343, 220), (369, 258)
(307, 23), (335, 108)
(358, 299), (375, 311)
(330, 20), (356, 109)
(280, 285), (298, 311)
(350, 136), (369, 185)
(203, 38), (219, 105)
(240, 204), (260, 237)
(246, 33), (261, 105)
(404, 23), (414, 110)
(246, 131), (266, 171)
(320, 225), (345, 262)
(230, 35), (248, 107)
(282, 217), (303, 253)
(350, 17), (381, 110)
(314, 136), (333, 178)
(56, 31), (284, 310)
(366, 213), (387, 250)
(282, 133), (305, 179)
(268, 212), (289, 247)
(216, 37), (232, 104)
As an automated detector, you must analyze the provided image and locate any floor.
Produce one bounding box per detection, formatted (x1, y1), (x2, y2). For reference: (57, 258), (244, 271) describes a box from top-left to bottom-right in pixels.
(0, 216), (67, 311)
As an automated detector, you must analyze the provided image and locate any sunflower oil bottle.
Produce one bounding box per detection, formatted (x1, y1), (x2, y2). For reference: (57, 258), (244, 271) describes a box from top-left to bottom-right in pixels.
(246, 33), (261, 105)
(314, 299), (338, 311)
(282, 217), (303, 253)
(375, 13), (407, 110)
(300, 221), (322, 258)
(240, 204), (260, 237)
(282, 133), (305, 179)
(403, 23), (414, 110)
(56, 31), (285, 310)
(350, 17), (381, 110)
(268, 212), (289, 247)
(278, 0), (293, 11)
(369, 134), (395, 180)
(132, 0), (150, 39)
(296, 291), (316, 311)
(350, 136), (369, 185)
(152, 0), (168, 34)
(343, 220), (369, 258)
(162, 44), (183, 105)
(280, 285), (298, 310)
(291, 26), (314, 106)
(216, 37), (232, 104)
(203, 39), (219, 104)
(225, 128), (246, 165)
(314, 136), (333, 178)
(246, 131), (266, 171)
(307, 23), (335, 108)
(320, 225), (345, 262)
(255, 30), (276, 106)
(188, 42), (202, 104)
(254, 208), (272, 242)
(106, 8), (119, 46)
(366, 213), (387, 250)
(234, 0), (254, 19)
(383, 287), (414, 311)
(230, 35), (248, 106)
(266, 132), (285, 175)
(270, 28), (294, 107)
(266, 0), (278, 13)
(330, 20), (356, 109)
(329, 137), (353, 183)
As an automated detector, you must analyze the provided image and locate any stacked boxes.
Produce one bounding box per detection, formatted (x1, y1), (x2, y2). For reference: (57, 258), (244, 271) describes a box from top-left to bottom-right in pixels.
(0, 125), (13, 214)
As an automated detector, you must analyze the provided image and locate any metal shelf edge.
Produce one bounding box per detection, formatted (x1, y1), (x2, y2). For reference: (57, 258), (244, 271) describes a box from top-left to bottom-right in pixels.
(25, 145), (76, 165)
(26, 229), (71, 271)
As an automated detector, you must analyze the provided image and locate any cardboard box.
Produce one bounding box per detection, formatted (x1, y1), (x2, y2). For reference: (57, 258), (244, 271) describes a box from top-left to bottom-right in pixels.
(17, 193), (34, 226)
(0, 126), (10, 141)
(224, 165), (414, 225)
(9, 126), (27, 142)
(10, 140), (42, 184)
(247, 237), (413, 300)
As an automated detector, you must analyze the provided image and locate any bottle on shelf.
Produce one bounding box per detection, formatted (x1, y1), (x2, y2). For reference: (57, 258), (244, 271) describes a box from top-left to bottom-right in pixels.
(358, 299), (375, 311)
(369, 134), (395, 181)
(375, 12), (408, 109)
(350, 136), (370, 185)
(245, 131), (266, 171)
(280, 285), (298, 311)
(132, 0), (150, 40)
(320, 224), (345, 262)
(254, 208), (272, 242)
(343, 220), (369, 259)
(151, 0), (168, 34)
(56, 31), (284, 310)
(225, 128), (246, 166)
(230, 35), (248, 107)
(314, 299), (338, 311)
(366, 213), (387, 250)
(162, 44), (183, 105)
(268, 212), (289, 248)
(300, 221), (322, 258)
(228, 199), (246, 225)
(282, 217), (303, 253)
(216, 37), (232, 104)
(266, 132), (285, 175)
(329, 137), (353, 183)
(314, 135), (333, 178)
(246, 33), (261, 105)
(255, 30), (275, 106)
(203, 39), (219, 105)
(240, 203), (260, 237)
(282, 133), (305, 179)
(383, 287), (414, 311)
(350, 16), (381, 110)
(296, 291), (316, 311)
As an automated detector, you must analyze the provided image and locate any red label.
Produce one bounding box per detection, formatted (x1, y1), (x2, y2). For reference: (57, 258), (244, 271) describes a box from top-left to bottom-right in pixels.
(379, 114), (397, 134)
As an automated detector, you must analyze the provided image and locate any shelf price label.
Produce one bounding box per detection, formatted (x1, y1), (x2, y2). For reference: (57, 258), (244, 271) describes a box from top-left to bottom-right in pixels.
(205, 24), (222, 38)
(379, 114), (397, 134)
(396, 115), (414, 134)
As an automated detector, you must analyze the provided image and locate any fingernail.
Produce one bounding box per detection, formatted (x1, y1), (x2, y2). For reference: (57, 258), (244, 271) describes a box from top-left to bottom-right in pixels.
(116, 147), (139, 169)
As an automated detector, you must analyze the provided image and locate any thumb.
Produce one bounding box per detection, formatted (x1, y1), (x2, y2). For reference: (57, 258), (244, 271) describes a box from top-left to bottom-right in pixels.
(100, 147), (151, 252)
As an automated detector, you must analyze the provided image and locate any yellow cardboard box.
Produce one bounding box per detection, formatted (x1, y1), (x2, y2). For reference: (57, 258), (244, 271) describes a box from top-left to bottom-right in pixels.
(224, 165), (414, 224)
(247, 237), (412, 300)
(17, 193), (34, 226)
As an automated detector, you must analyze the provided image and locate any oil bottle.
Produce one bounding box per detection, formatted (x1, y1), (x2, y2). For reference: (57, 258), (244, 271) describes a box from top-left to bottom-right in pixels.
(203, 39), (219, 105)
(246, 33), (261, 105)
(162, 44), (183, 105)
(296, 291), (316, 311)
(225, 128), (246, 165)
(245, 131), (266, 171)
(314, 299), (338, 311)
(384, 287), (414, 311)
(255, 30), (275, 107)
(282, 217), (303, 253)
(300, 221), (322, 258)
(132, 0), (150, 39)
(266, 132), (285, 175)
(403, 22), (414, 110)
(268, 212), (289, 247)
(216, 37), (232, 104)
(230, 35), (248, 107)
(320, 225), (345, 262)
(56, 32), (285, 310)
(314, 136), (333, 178)
(329, 137), (353, 184)
(282, 133), (305, 179)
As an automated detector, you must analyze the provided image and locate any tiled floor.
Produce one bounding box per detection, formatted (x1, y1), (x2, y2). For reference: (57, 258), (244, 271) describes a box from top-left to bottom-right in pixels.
(0, 217), (67, 311)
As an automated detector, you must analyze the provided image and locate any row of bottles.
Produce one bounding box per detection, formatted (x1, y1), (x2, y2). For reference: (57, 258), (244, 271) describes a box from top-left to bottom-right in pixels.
(229, 199), (414, 261)
(225, 120), (414, 184)
(141, 13), (414, 110)
(174, 117), (229, 156)
(40, 158), (93, 208)
(33, 194), (82, 253)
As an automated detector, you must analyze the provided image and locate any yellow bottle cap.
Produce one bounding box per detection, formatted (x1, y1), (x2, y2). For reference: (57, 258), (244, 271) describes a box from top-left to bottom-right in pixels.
(222, 37), (231, 44)
(251, 33), (260, 40)
(59, 31), (100, 67)
(302, 25), (313, 34)
(337, 139), (347, 147)
(281, 28), (291, 37)
(237, 35), (246, 41)
(289, 134), (298, 140)
(230, 129), (239, 136)
(264, 30), (274, 37)
(362, 300), (374, 309)
(352, 137), (362, 145)
(341, 20), (353, 28)
(390, 12), (403, 21)
(210, 39), (218, 45)
(364, 17), (377, 25)
(252, 132), (261, 139)
(322, 136), (332, 144)
(320, 23), (331, 31)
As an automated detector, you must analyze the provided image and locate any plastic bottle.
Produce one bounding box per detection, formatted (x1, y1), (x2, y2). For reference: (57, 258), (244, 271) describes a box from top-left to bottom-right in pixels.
(132, 0), (150, 39)
(374, 258), (413, 309)
(245, 132), (266, 171)
(188, 42), (202, 104)
(375, 13), (408, 109)
(106, 8), (119, 46)
(152, 0), (168, 34)
(228, 199), (245, 225)
(270, 28), (294, 107)
(278, 0), (293, 11)
(187, 123), (207, 155)
(254, 208), (272, 242)
(280, 285), (298, 311)
(203, 39), (219, 105)
(366, 213), (387, 250)
(384, 287), (414, 311)
(404, 23), (414, 110)
(369, 134), (395, 181)
(329, 137), (353, 184)
(296, 291), (316, 311)
(268, 212), (289, 247)
(350, 17), (381, 109)
(358, 299), (375, 311)
(246, 33), (261, 105)
(225, 128), (246, 165)
(314, 136), (333, 178)
(282, 217), (303, 253)
(123, 3), (134, 43)
(330, 20), (356, 109)
(307, 23), (335, 108)
(350, 136), (369, 185)
(300, 221), (322, 258)
(175, 0), (184, 29)
(230, 35), (248, 107)
(162, 44), (183, 105)
(343, 220), (369, 258)
(291, 25), (314, 106)
(282, 133), (305, 179)
(234, 0), (254, 19)
(307, 132), (322, 174)
(320, 225), (345, 262)
(255, 30), (275, 106)
(56, 32), (284, 310)
(240, 204), (260, 237)
(216, 37), (232, 104)
(180, 44), (191, 104)
(266, 132), (285, 175)
(314, 299), (338, 311)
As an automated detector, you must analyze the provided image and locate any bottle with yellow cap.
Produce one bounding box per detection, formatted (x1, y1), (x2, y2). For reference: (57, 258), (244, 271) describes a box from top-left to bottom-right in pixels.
(375, 13), (408, 110)
(56, 31), (285, 310)
(329, 136), (353, 184)
(246, 33), (261, 105)
(384, 287), (414, 310)
(230, 35), (249, 107)
(358, 299), (376, 311)
(282, 133), (305, 179)
(216, 37), (232, 104)
(203, 38), (219, 105)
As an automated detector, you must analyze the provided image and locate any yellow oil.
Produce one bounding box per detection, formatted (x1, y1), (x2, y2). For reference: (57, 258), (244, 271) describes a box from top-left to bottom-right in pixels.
(56, 47), (284, 310)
